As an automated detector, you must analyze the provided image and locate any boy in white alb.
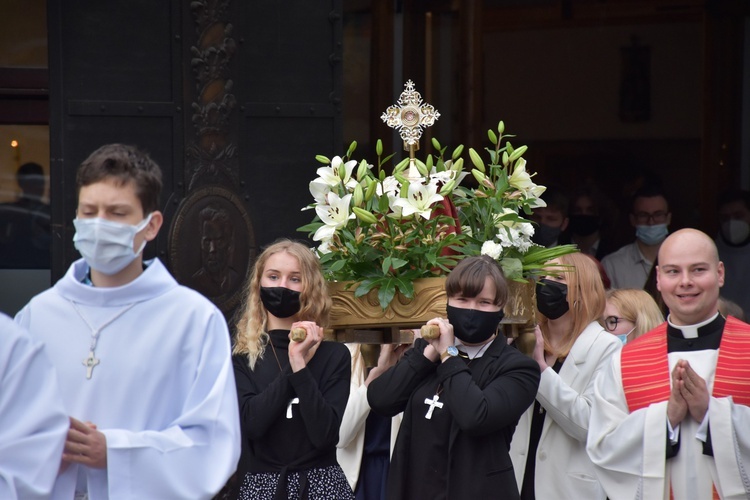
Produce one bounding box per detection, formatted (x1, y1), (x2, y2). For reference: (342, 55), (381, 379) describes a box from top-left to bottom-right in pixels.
(16, 144), (240, 499)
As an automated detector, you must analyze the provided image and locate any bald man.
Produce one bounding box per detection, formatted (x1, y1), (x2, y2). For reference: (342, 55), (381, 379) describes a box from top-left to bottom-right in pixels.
(586, 229), (750, 499)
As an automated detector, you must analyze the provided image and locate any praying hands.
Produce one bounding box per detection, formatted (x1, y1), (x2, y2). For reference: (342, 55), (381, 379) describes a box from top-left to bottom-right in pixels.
(667, 359), (710, 428)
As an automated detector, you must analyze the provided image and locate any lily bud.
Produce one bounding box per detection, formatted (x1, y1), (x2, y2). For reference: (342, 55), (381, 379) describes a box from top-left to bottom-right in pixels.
(315, 155), (330, 164)
(352, 207), (378, 225)
(394, 157), (410, 174)
(339, 163), (347, 181)
(431, 137), (441, 151)
(353, 183), (364, 207)
(469, 148), (485, 173)
(452, 157), (464, 172)
(508, 145), (528, 162)
(488, 129), (498, 145)
(439, 179), (456, 195)
(452, 144), (464, 161)
(376, 139), (383, 157)
(365, 179), (378, 201)
(346, 140), (358, 158)
(502, 151), (509, 166)
(415, 159), (428, 176)
(497, 120), (505, 136)
(356, 159), (369, 181)
(471, 169), (486, 184)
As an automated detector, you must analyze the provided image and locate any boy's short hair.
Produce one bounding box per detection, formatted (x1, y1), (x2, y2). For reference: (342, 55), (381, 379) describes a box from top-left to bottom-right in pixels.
(76, 144), (162, 214)
(540, 186), (569, 217)
(445, 255), (508, 307)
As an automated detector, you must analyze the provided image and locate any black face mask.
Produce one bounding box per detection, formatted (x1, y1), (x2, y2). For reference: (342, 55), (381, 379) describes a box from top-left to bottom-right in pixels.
(532, 224), (562, 247)
(568, 214), (600, 237)
(535, 279), (570, 319)
(260, 286), (301, 319)
(447, 305), (504, 344)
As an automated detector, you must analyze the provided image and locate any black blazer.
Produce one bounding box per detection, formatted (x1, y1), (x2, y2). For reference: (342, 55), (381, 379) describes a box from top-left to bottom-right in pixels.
(368, 337), (540, 500)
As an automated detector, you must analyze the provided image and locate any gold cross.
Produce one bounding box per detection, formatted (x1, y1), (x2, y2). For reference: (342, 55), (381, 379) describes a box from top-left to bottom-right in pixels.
(381, 80), (440, 148)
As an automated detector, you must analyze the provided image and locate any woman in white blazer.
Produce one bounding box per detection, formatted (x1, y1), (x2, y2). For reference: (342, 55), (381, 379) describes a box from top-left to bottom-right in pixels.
(510, 252), (621, 499)
(337, 343), (404, 498)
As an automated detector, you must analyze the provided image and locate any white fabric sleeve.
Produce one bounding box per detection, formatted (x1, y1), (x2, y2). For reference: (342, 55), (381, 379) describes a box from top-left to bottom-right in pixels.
(707, 397), (750, 499)
(0, 315), (69, 500)
(101, 311), (240, 499)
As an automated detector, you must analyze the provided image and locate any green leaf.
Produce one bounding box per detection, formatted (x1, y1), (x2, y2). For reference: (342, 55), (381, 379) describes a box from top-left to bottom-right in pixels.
(377, 278), (398, 310)
(391, 258), (408, 270)
(382, 256), (392, 275)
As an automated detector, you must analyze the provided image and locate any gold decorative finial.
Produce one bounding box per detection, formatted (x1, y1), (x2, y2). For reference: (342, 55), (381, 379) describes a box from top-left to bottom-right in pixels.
(381, 80), (440, 148)
(381, 80), (440, 181)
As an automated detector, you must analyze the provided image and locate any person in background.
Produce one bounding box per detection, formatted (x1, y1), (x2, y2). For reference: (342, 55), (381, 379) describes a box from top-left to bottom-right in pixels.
(337, 343), (406, 499)
(0, 161), (51, 268)
(587, 228), (750, 499)
(530, 186), (569, 248)
(602, 185), (671, 289)
(232, 239), (353, 500)
(510, 252), (621, 500)
(368, 255), (540, 500)
(15, 144), (240, 499)
(0, 313), (69, 499)
(561, 186), (615, 261)
(601, 288), (665, 344)
(714, 189), (750, 316)
(717, 296), (745, 322)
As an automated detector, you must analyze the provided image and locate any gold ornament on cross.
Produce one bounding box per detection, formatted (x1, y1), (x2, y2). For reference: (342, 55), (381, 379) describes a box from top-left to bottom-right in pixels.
(381, 80), (440, 180)
(381, 80), (440, 149)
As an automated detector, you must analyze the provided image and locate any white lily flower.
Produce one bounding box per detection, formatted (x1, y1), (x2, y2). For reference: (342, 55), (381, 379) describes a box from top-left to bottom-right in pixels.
(508, 158), (533, 191)
(313, 192), (355, 241)
(309, 179), (331, 205)
(316, 156), (358, 190)
(317, 238), (334, 255)
(492, 208), (519, 229)
(376, 176), (400, 197)
(391, 181), (444, 220)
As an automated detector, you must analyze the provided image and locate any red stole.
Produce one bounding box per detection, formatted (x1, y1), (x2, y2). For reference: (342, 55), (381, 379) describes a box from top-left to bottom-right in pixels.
(620, 316), (750, 500)
(621, 316), (750, 411)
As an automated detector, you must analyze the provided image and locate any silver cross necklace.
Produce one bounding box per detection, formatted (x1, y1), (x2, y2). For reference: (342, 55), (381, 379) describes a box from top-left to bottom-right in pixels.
(70, 301), (138, 379)
(424, 339), (493, 419)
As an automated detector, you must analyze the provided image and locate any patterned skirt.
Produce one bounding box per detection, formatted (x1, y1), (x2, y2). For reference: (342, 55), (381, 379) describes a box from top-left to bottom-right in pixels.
(238, 464), (354, 500)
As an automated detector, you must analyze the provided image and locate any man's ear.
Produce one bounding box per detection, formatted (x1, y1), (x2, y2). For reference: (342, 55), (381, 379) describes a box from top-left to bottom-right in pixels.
(144, 211), (164, 242)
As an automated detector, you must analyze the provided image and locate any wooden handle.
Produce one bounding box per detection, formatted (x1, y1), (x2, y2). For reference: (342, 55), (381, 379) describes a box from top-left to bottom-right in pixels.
(420, 324), (440, 340)
(290, 327), (307, 342)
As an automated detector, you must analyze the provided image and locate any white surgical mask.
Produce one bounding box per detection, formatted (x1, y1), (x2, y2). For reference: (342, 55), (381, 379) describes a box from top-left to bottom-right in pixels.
(721, 219), (750, 245)
(73, 213), (153, 275)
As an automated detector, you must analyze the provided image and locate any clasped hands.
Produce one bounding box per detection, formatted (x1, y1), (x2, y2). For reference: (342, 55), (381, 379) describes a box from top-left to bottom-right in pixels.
(60, 417), (107, 474)
(667, 359), (710, 429)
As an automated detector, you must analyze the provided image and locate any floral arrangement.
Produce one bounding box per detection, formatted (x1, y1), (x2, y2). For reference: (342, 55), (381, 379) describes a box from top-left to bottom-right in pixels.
(298, 119), (576, 310)
(298, 81), (574, 310)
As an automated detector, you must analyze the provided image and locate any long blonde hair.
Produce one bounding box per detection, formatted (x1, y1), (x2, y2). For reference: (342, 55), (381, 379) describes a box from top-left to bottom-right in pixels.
(604, 288), (665, 339)
(539, 252), (606, 358)
(233, 239), (331, 369)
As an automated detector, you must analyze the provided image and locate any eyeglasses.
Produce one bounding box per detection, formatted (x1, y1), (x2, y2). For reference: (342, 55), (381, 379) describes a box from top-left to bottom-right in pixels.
(603, 316), (631, 332)
(632, 211), (669, 224)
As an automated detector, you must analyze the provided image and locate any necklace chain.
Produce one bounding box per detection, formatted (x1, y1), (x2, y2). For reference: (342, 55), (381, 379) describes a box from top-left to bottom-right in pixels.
(70, 300), (138, 379)
(268, 337), (283, 372)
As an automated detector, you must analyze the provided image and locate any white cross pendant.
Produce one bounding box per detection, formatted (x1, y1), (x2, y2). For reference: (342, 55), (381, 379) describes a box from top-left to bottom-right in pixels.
(286, 397), (300, 418)
(424, 394), (443, 419)
(82, 351), (100, 379)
